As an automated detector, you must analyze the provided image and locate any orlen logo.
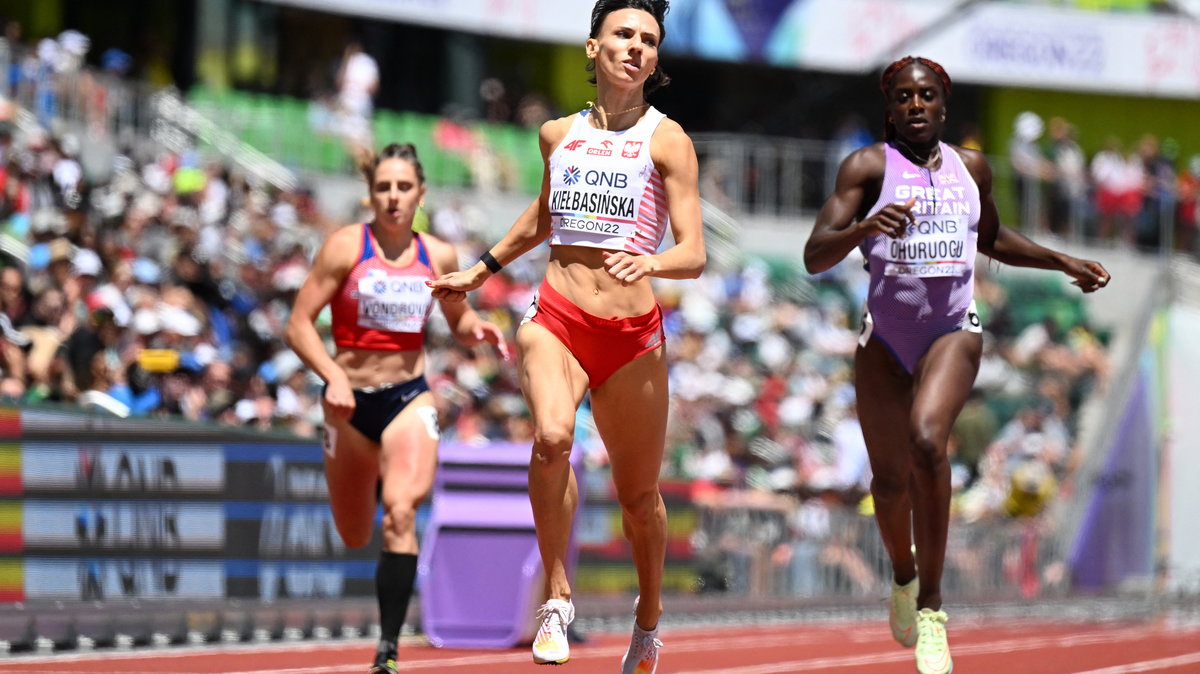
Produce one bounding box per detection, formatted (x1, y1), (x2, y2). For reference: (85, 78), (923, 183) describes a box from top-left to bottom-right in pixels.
(583, 170), (628, 188)
(563, 139), (587, 152)
(563, 166), (582, 185)
(587, 139), (614, 157)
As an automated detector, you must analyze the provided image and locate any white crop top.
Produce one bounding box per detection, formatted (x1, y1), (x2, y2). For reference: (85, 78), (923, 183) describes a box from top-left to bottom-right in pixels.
(547, 107), (670, 255)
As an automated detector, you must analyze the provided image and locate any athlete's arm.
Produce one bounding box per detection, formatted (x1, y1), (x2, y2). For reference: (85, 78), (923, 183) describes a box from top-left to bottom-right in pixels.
(284, 225), (359, 418)
(428, 117), (570, 297)
(602, 119), (706, 283)
(425, 235), (510, 360)
(804, 144), (915, 274)
(964, 148), (1109, 293)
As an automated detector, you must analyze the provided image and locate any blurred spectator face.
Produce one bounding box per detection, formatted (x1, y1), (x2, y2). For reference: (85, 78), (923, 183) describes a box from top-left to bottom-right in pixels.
(0, 267), (25, 315)
(32, 288), (65, 326)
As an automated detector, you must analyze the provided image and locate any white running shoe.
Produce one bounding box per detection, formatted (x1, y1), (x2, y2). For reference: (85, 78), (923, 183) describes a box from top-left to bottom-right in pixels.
(890, 577), (919, 647)
(620, 623), (662, 674)
(914, 608), (953, 674)
(531, 598), (574, 665)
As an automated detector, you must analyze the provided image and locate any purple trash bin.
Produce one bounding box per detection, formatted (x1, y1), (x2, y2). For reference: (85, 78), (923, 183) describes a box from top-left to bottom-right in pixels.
(418, 441), (583, 649)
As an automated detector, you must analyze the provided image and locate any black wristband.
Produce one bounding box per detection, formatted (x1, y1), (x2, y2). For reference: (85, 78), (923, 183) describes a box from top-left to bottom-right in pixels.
(479, 250), (503, 274)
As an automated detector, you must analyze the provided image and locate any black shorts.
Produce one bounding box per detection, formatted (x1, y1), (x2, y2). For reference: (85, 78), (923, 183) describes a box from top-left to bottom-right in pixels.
(325, 376), (430, 444)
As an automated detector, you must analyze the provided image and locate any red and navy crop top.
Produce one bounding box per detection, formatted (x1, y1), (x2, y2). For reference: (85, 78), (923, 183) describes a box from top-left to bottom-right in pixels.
(330, 224), (435, 352)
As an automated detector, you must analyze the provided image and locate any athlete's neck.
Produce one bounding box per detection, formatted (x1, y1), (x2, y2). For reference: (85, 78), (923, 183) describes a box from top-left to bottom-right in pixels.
(589, 90), (647, 131)
(369, 220), (416, 261)
(892, 136), (942, 170)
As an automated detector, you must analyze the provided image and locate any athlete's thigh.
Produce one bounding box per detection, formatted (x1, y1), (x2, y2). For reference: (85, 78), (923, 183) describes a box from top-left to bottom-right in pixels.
(516, 321), (590, 432)
(590, 346), (668, 492)
(911, 330), (982, 437)
(855, 338), (916, 477)
(378, 392), (440, 506)
(322, 407), (380, 531)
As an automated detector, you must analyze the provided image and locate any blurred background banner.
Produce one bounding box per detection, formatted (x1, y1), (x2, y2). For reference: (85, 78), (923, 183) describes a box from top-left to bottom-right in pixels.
(905, 3), (1200, 98)
(259, 0), (592, 43)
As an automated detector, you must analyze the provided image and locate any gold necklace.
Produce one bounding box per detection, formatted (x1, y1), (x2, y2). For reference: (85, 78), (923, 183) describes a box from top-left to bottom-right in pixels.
(587, 100), (648, 128)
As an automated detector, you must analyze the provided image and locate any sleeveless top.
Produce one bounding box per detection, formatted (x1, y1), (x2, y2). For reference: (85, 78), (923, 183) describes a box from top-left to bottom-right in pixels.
(547, 107), (670, 255)
(859, 142), (982, 322)
(330, 224), (435, 351)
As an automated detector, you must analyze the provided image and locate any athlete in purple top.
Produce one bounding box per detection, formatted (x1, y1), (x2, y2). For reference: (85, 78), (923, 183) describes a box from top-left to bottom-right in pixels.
(804, 56), (1109, 674)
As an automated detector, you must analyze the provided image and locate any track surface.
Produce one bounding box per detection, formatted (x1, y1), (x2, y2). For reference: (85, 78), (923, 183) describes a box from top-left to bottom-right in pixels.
(1, 618), (1198, 673)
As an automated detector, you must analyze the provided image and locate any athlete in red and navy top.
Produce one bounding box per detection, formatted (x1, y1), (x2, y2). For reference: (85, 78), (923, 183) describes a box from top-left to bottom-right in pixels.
(330, 223), (435, 353)
(285, 143), (507, 674)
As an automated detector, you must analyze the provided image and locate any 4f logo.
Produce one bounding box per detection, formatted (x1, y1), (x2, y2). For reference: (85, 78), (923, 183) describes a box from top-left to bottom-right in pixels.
(622, 141), (642, 158)
(563, 139), (586, 151)
(563, 166), (582, 185)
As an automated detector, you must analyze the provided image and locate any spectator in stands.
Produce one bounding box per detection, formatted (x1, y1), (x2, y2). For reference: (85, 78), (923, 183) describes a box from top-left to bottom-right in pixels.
(429, 2), (705, 670)
(284, 143), (506, 674)
(335, 41), (379, 148)
(1135, 133), (1177, 250)
(1009, 111), (1053, 233)
(1046, 117), (1087, 237)
(1177, 155), (1200, 254)
(803, 55), (1109, 674)
(1090, 136), (1143, 245)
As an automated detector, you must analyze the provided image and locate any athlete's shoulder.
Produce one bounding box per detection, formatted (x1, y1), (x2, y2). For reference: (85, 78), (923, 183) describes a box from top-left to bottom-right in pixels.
(539, 114), (577, 146)
(650, 116), (692, 155)
(840, 142), (887, 180)
(948, 143), (992, 183)
(315, 223), (365, 273)
(325, 222), (366, 250)
(416, 232), (458, 274)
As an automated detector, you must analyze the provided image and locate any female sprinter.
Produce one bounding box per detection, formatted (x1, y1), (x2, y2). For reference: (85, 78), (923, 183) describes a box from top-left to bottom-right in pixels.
(285, 143), (507, 674)
(803, 56), (1109, 674)
(429, 1), (703, 671)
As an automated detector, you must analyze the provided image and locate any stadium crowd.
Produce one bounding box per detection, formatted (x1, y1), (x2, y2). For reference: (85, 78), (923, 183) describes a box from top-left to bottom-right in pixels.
(0, 27), (1113, 538)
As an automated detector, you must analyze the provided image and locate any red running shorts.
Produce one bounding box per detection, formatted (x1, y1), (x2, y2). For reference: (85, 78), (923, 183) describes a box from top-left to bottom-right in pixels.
(522, 279), (665, 389)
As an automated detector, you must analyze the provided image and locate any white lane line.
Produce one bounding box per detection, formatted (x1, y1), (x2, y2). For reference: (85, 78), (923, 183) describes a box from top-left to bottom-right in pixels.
(1070, 651), (1200, 674)
(677, 625), (1195, 674)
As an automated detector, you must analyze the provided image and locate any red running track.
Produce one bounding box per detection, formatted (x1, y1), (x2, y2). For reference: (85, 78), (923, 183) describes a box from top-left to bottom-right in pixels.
(0, 618), (1197, 673)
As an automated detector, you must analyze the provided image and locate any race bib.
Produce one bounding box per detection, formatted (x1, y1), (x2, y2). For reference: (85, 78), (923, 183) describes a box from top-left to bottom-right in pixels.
(356, 275), (432, 333)
(882, 216), (970, 278)
(553, 214), (638, 238)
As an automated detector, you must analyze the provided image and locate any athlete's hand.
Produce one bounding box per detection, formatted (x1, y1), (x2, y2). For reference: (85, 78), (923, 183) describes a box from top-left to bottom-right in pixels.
(860, 197), (917, 239)
(602, 251), (657, 284)
(473, 321), (511, 361)
(1064, 258), (1110, 293)
(427, 264), (489, 301)
(323, 377), (356, 420)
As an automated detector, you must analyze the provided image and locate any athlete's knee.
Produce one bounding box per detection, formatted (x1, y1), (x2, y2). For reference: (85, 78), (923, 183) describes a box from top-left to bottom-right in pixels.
(617, 487), (662, 528)
(909, 420), (950, 467)
(381, 500), (417, 539)
(334, 520), (373, 550)
(871, 473), (908, 502)
(532, 421), (574, 464)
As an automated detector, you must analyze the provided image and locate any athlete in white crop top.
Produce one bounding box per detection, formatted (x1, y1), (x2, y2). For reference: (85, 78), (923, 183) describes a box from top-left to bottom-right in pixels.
(429, 2), (704, 671)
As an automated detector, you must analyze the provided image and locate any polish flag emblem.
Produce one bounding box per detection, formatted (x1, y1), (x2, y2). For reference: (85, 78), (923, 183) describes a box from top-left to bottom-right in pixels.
(622, 141), (643, 158)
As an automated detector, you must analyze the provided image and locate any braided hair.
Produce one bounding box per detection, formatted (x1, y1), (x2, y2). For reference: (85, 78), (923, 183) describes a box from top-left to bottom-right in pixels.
(587, 0), (672, 96)
(879, 56), (952, 141)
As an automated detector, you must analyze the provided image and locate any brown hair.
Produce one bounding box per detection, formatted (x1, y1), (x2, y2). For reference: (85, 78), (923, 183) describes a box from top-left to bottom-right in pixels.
(358, 143), (425, 187)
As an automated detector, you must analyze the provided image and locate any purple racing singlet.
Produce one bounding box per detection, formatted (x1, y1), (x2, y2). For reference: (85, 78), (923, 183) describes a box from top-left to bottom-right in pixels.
(857, 142), (982, 373)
